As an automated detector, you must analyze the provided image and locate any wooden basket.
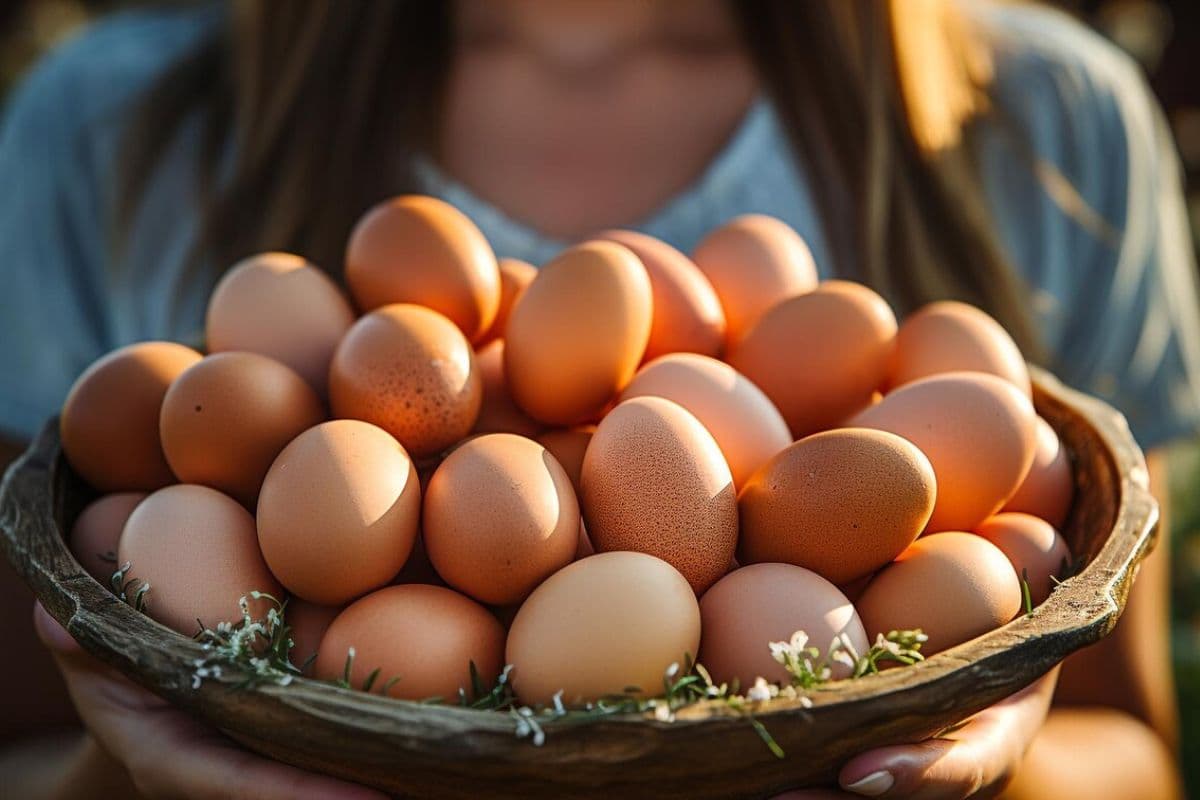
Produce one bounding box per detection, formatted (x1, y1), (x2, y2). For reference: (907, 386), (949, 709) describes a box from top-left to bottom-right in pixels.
(0, 367), (1158, 799)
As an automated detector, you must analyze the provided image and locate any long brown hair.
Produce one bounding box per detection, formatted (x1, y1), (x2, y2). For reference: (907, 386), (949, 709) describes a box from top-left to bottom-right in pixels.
(118, 0), (1041, 354)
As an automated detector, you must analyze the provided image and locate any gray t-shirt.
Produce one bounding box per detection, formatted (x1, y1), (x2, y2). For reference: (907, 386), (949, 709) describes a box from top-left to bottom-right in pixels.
(2, 2), (1198, 449)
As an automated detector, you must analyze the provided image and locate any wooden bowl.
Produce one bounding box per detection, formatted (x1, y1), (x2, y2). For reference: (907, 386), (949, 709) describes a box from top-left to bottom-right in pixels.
(0, 368), (1158, 799)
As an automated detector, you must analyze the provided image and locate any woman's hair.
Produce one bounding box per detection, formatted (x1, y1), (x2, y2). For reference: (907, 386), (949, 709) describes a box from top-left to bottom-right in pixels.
(118, 0), (1041, 354)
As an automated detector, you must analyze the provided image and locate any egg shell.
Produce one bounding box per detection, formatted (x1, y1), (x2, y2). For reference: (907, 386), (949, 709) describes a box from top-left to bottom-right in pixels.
(160, 352), (325, 507)
(68, 492), (147, 586)
(256, 420), (420, 605)
(699, 563), (868, 686)
(974, 512), (1072, 606)
(205, 253), (355, 398)
(344, 195), (501, 342)
(423, 433), (579, 604)
(1002, 416), (1074, 528)
(315, 584), (505, 701)
(850, 372), (1037, 532)
(480, 258), (537, 345)
(329, 304), (482, 459)
(61, 341), (203, 492)
(890, 300), (1031, 395)
(727, 281), (897, 438)
(505, 241), (652, 426)
(472, 340), (542, 438)
(117, 484), (282, 636)
(286, 599), (343, 675)
(535, 426), (594, 496)
(620, 353), (791, 490)
(506, 552), (701, 706)
(691, 214), (818, 348)
(738, 428), (937, 584)
(596, 229), (725, 360)
(581, 396), (737, 594)
(856, 532), (1021, 654)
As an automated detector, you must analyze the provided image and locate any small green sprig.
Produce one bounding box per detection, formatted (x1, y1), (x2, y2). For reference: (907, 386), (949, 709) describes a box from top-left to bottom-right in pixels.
(191, 592), (301, 689)
(769, 629), (927, 684)
(111, 562), (150, 612)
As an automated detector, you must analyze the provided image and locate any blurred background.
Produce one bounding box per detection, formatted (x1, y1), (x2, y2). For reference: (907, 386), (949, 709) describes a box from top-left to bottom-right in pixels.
(2, 0), (1198, 791)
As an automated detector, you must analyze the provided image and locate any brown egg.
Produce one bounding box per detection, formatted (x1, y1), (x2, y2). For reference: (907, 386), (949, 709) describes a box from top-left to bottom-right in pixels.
(620, 353), (791, 490)
(727, 281), (897, 438)
(159, 352), (325, 507)
(974, 512), (1072, 606)
(505, 241), (652, 425)
(61, 342), (202, 492)
(535, 426), (594, 495)
(691, 214), (818, 347)
(699, 564), (869, 686)
(581, 396), (737, 594)
(472, 340), (542, 438)
(315, 584), (505, 700)
(738, 428), (936, 584)
(506, 552), (701, 706)
(1002, 416), (1074, 528)
(596, 229), (725, 360)
(344, 195), (501, 342)
(286, 599), (343, 675)
(423, 434), (579, 604)
(257, 420), (420, 605)
(480, 258), (537, 345)
(329, 304), (482, 459)
(890, 300), (1031, 395)
(850, 372), (1037, 532)
(68, 493), (147, 586)
(117, 484), (282, 636)
(856, 532), (1021, 654)
(205, 252), (355, 398)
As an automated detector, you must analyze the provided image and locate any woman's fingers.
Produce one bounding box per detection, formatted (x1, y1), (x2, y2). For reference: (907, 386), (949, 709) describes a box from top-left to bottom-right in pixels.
(833, 669), (1060, 799)
(33, 601), (389, 800)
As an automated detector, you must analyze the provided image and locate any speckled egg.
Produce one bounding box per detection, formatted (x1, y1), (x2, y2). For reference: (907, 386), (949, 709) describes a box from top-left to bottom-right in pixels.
(580, 396), (737, 594)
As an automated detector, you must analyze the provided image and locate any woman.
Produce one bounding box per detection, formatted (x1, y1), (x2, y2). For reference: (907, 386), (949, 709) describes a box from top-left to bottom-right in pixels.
(0, 1), (1194, 797)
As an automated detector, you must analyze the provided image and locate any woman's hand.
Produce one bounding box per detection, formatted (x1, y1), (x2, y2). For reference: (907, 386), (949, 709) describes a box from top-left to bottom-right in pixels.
(777, 668), (1059, 800)
(33, 601), (389, 800)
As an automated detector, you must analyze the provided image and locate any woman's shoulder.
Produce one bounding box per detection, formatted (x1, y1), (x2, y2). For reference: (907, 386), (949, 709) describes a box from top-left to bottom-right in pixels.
(2, 4), (221, 140)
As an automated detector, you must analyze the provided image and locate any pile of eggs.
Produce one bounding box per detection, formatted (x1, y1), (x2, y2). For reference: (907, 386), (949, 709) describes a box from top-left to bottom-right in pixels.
(61, 196), (1075, 708)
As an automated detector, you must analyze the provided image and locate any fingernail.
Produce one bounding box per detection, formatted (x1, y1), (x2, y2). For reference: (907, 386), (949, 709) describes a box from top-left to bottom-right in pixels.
(843, 769), (894, 797)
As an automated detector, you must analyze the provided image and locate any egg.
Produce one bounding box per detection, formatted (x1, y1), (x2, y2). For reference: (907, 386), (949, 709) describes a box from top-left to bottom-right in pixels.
(159, 352), (325, 507)
(506, 552), (700, 705)
(691, 214), (818, 347)
(581, 396), (737, 594)
(205, 252), (355, 397)
(505, 241), (652, 425)
(699, 564), (869, 686)
(856, 532), (1021, 654)
(974, 512), (1072, 606)
(596, 229), (725, 360)
(117, 484), (282, 636)
(850, 372), (1037, 532)
(620, 353), (790, 490)
(727, 281), (898, 438)
(315, 584), (505, 700)
(344, 195), (501, 342)
(535, 426), (594, 495)
(61, 341), (202, 492)
(738, 428), (936, 584)
(472, 339), (542, 438)
(1002, 416), (1074, 528)
(286, 599), (343, 675)
(423, 433), (579, 605)
(256, 420), (421, 605)
(890, 300), (1030, 395)
(480, 257), (537, 345)
(68, 493), (147, 586)
(329, 304), (482, 459)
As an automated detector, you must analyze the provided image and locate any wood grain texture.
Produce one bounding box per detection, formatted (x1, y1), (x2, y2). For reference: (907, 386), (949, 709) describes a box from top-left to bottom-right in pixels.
(0, 367), (1158, 798)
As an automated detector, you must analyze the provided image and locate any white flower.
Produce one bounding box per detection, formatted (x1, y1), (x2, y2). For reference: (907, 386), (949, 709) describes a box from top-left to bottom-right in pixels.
(746, 677), (775, 702)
